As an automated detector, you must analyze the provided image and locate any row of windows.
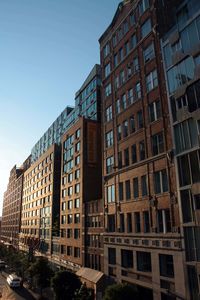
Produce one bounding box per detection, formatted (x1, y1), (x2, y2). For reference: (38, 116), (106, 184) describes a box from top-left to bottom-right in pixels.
(61, 198), (80, 211)
(63, 128), (81, 150)
(103, 1), (150, 56)
(62, 183), (80, 197)
(22, 195), (51, 209)
(107, 208), (171, 234)
(23, 184), (53, 201)
(62, 169), (80, 185)
(24, 153), (53, 182)
(85, 215), (102, 228)
(86, 234), (102, 248)
(104, 68), (158, 103)
(106, 169), (168, 203)
(108, 247), (174, 278)
(24, 166), (53, 190)
(63, 156), (80, 173)
(63, 142), (81, 162)
(60, 245), (80, 258)
(60, 228), (80, 239)
(24, 173), (52, 195)
(61, 213), (80, 225)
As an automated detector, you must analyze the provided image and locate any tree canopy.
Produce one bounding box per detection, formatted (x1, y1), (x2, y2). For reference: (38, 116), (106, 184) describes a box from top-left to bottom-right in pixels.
(103, 283), (139, 300)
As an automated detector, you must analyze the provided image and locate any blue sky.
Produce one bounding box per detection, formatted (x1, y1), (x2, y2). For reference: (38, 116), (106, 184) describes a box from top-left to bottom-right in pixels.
(0, 0), (121, 214)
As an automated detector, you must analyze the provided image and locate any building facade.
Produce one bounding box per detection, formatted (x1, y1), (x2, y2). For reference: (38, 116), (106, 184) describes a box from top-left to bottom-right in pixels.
(99, 1), (186, 299)
(51, 117), (102, 271)
(1, 156), (31, 248)
(161, 0), (200, 299)
(19, 144), (61, 256)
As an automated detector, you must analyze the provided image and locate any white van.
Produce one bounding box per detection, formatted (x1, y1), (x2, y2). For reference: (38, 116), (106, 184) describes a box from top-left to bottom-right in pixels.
(7, 274), (22, 288)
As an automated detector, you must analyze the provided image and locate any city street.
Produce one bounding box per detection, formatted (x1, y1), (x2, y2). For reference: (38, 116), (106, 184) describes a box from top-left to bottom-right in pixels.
(0, 274), (35, 300)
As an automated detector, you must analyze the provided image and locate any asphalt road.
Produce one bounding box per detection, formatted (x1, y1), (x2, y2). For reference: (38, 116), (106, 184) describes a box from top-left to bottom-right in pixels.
(0, 274), (36, 300)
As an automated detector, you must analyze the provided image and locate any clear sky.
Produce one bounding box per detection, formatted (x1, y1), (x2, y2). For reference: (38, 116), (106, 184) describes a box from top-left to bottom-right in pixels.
(0, 0), (121, 215)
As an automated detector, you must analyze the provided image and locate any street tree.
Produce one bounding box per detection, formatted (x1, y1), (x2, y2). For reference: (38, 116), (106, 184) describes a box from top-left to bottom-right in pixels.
(51, 270), (81, 300)
(103, 283), (139, 300)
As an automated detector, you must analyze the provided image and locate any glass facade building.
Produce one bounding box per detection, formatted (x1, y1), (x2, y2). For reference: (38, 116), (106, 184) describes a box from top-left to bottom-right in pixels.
(31, 64), (101, 163)
(161, 1), (200, 299)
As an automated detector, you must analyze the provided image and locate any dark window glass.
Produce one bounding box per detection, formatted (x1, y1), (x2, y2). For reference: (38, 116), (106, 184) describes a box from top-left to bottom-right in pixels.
(137, 251), (152, 272)
(119, 182), (124, 201)
(133, 177), (139, 198)
(121, 249), (133, 268)
(125, 180), (131, 200)
(159, 254), (174, 278)
(131, 144), (137, 163)
(108, 248), (116, 264)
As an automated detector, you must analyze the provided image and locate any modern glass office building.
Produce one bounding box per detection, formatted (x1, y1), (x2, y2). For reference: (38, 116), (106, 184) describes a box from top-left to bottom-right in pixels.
(31, 64), (101, 163)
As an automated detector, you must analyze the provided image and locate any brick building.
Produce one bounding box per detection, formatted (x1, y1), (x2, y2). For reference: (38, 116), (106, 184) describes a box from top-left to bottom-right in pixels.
(19, 144), (61, 256)
(1, 156), (31, 248)
(52, 117), (103, 271)
(99, 0), (186, 299)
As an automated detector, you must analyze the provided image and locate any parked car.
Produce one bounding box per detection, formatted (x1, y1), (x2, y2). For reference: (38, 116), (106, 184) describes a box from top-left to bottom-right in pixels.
(7, 274), (22, 288)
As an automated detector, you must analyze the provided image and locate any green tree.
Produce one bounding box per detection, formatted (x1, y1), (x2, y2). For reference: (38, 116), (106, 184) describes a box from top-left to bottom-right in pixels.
(51, 270), (81, 300)
(28, 257), (53, 296)
(103, 283), (139, 300)
(74, 282), (94, 300)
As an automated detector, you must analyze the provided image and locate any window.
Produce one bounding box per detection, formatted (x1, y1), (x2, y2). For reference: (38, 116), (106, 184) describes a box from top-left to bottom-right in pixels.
(120, 70), (125, 85)
(141, 18), (151, 38)
(123, 20), (129, 34)
(121, 94), (127, 110)
(146, 69), (158, 92)
(184, 227), (200, 261)
(68, 186), (73, 196)
(136, 82), (142, 99)
(74, 229), (80, 239)
(137, 110), (143, 129)
(137, 251), (152, 272)
(75, 183), (80, 194)
(68, 225), (76, 239)
(143, 211), (150, 232)
(130, 13), (135, 26)
(106, 156), (114, 174)
(177, 151), (200, 187)
(75, 213), (80, 223)
(141, 175), (148, 196)
(113, 35), (117, 47)
(76, 129), (80, 139)
(108, 214), (115, 232)
(129, 116), (135, 133)
(124, 148), (129, 166)
(118, 151), (122, 169)
(135, 212), (141, 232)
(149, 100), (161, 122)
(75, 198), (80, 208)
(105, 105), (112, 122)
(154, 170), (168, 194)
(117, 125), (122, 141)
(125, 180), (131, 200)
(133, 177), (139, 199)
(67, 246), (72, 256)
(119, 182), (124, 201)
(105, 83), (112, 97)
(139, 0), (149, 15)
(127, 213), (132, 232)
(103, 43), (110, 58)
(107, 185), (115, 203)
(74, 247), (80, 258)
(131, 144), (137, 163)
(121, 250), (133, 268)
(75, 169), (80, 180)
(105, 63), (111, 78)
(139, 140), (146, 160)
(75, 155), (80, 165)
(159, 254), (174, 278)
(105, 130), (113, 147)
(125, 41), (130, 56)
(120, 213), (125, 232)
(114, 54), (118, 67)
(130, 34), (137, 49)
(127, 89), (133, 105)
(157, 209), (171, 233)
(108, 248), (116, 265)
(123, 120), (129, 138)
(119, 48), (124, 62)
(143, 42), (155, 62)
(61, 215), (66, 224)
(133, 56), (139, 72)
(68, 200), (73, 210)
(116, 99), (120, 114)
(152, 132), (164, 155)
(75, 142), (80, 152)
(67, 214), (73, 224)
